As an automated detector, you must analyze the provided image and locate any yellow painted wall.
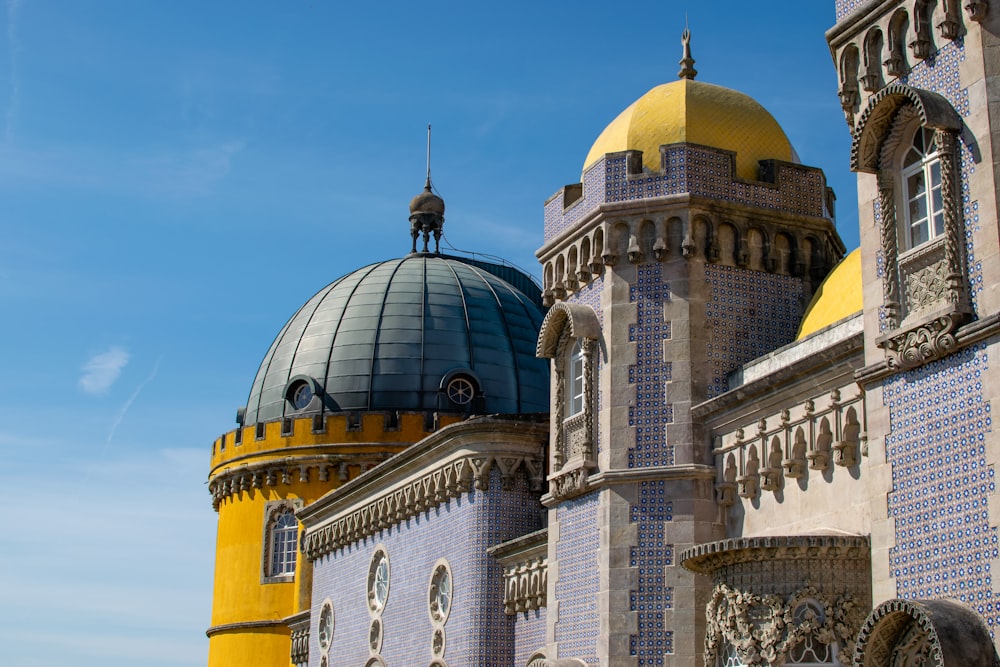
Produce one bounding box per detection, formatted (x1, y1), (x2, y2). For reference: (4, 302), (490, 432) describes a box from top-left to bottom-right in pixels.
(206, 412), (463, 667)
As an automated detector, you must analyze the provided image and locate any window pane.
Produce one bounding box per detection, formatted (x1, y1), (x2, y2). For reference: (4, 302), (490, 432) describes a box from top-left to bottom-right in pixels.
(907, 171), (926, 197)
(911, 221), (928, 247)
(933, 211), (945, 238)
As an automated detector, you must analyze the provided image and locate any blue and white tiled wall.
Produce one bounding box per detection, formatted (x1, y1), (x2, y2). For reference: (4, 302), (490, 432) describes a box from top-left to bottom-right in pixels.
(553, 493), (600, 664)
(628, 264), (674, 467)
(630, 481), (674, 664)
(884, 345), (998, 627)
(514, 609), (546, 666)
(310, 468), (541, 667)
(704, 264), (803, 398)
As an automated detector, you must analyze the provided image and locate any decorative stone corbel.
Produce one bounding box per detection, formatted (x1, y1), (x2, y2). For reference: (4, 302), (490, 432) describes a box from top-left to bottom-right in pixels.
(966, 1), (988, 21)
(783, 428), (808, 479)
(652, 237), (667, 261)
(627, 235), (641, 264)
(882, 314), (959, 370)
(760, 437), (784, 492)
(738, 447), (760, 499)
(808, 420), (833, 471)
(716, 453), (738, 507)
(601, 250), (617, 267)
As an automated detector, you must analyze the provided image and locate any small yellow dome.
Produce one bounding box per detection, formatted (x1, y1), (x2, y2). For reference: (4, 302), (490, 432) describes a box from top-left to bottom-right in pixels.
(796, 248), (863, 340)
(583, 79), (796, 181)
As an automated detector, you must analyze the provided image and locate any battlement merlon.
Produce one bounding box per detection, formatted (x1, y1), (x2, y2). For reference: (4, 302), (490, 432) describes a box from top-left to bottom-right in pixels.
(542, 146), (836, 251)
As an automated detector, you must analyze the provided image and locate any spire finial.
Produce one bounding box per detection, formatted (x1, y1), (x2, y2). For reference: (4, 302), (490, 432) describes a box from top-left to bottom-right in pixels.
(409, 124), (445, 254)
(425, 123), (433, 191)
(678, 25), (697, 80)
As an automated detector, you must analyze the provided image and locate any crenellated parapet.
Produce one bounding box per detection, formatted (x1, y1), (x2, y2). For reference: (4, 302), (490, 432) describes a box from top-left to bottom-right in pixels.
(538, 149), (841, 305)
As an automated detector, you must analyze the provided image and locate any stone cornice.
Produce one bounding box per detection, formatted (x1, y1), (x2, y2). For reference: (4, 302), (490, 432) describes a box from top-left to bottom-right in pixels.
(207, 453), (393, 511)
(488, 528), (548, 565)
(826, 0), (899, 47)
(299, 416), (548, 560)
(205, 618), (286, 637)
(542, 464), (715, 507)
(680, 534), (871, 576)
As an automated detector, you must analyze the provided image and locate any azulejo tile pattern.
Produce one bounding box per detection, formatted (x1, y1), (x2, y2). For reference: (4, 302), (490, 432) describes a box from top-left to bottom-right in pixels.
(628, 264), (674, 468)
(630, 480), (675, 664)
(884, 345), (998, 625)
(554, 492), (600, 664)
(902, 40), (983, 314)
(543, 149), (827, 243)
(835, 0), (867, 22)
(513, 608), (546, 667)
(704, 264), (803, 398)
(311, 468), (541, 667)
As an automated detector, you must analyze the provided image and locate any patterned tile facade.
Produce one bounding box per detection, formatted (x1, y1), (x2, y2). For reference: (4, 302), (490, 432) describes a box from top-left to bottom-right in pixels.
(513, 609), (546, 667)
(554, 492), (600, 664)
(630, 481), (675, 664)
(883, 345), (998, 626)
(311, 468), (541, 667)
(704, 264), (803, 398)
(543, 149), (828, 243)
(835, 0), (866, 22)
(628, 264), (674, 467)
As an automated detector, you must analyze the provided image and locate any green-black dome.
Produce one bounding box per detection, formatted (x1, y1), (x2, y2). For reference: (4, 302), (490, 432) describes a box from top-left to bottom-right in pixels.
(243, 254), (549, 424)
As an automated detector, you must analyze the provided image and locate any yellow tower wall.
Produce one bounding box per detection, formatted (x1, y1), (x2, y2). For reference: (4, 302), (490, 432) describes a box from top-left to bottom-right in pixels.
(206, 412), (462, 667)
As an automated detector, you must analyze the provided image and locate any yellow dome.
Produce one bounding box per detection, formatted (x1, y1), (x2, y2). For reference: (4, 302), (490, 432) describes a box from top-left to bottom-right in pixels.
(796, 248), (863, 340)
(583, 79), (796, 181)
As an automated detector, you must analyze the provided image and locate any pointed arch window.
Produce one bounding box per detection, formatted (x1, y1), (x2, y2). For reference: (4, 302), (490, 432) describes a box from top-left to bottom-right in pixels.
(901, 126), (945, 249)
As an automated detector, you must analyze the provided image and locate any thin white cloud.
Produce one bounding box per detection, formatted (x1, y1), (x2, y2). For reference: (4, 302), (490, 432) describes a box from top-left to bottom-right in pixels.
(5, 0), (23, 144)
(78, 346), (130, 396)
(105, 354), (161, 446)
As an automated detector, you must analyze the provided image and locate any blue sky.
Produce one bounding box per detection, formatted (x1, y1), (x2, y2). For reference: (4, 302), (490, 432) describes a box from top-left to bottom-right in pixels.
(0, 2), (856, 665)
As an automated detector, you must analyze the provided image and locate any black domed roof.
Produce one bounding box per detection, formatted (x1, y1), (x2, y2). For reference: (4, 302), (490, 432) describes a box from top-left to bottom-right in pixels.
(243, 254), (549, 424)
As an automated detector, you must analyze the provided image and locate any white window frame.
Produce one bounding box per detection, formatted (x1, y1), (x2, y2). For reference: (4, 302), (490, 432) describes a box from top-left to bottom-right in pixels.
(566, 341), (585, 417)
(900, 126), (946, 251)
(261, 499), (301, 583)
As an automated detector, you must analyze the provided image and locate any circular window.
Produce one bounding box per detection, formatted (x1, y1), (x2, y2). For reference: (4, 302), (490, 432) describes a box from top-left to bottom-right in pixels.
(290, 381), (314, 410)
(428, 561), (452, 624)
(318, 600), (334, 651)
(446, 376), (475, 405)
(367, 548), (390, 613)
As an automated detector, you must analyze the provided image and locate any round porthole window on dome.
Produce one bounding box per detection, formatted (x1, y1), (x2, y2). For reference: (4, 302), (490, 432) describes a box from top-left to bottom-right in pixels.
(446, 376), (475, 406)
(285, 378), (315, 411)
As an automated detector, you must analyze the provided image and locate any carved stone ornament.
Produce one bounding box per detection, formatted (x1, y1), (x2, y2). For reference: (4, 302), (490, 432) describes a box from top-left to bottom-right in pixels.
(881, 314), (959, 370)
(704, 583), (867, 667)
(853, 598), (998, 667)
(503, 556), (547, 615)
(906, 259), (951, 310)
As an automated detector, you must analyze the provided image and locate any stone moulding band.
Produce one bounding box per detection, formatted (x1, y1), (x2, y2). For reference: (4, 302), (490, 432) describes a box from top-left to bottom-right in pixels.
(301, 452), (544, 561)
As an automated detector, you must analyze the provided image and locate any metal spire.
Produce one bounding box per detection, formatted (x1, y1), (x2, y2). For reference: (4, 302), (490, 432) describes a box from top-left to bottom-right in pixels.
(678, 25), (697, 80)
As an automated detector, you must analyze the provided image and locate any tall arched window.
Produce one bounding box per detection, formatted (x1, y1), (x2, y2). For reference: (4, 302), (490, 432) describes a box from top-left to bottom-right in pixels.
(901, 126), (945, 249)
(566, 341), (585, 416)
(269, 509), (298, 577)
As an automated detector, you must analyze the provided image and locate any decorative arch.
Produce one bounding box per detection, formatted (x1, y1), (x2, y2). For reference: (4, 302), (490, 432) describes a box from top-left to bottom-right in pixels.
(851, 83), (962, 173)
(853, 598), (997, 666)
(536, 303), (601, 359)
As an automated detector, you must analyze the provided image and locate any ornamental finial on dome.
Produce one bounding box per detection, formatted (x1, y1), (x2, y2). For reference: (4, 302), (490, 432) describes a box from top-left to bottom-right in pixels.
(409, 124), (445, 254)
(678, 27), (697, 80)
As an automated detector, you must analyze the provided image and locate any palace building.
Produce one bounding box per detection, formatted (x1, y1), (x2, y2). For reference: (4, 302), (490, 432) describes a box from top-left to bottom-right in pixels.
(206, 3), (1000, 665)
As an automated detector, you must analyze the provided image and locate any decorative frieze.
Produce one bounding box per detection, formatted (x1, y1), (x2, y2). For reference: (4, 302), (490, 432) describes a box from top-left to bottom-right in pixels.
(301, 453), (543, 560)
(713, 388), (865, 502)
(880, 313), (960, 370)
(208, 454), (391, 510)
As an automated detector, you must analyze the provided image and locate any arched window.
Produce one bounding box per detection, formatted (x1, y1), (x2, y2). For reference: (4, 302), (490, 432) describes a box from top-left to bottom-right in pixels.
(261, 500), (301, 582)
(566, 341), (585, 417)
(270, 509), (298, 576)
(901, 126), (945, 249)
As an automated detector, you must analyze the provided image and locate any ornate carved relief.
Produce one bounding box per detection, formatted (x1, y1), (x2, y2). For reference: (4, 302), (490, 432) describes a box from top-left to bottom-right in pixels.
(881, 314), (959, 370)
(966, 1), (989, 21)
(905, 258), (951, 310)
(705, 584), (866, 667)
